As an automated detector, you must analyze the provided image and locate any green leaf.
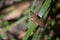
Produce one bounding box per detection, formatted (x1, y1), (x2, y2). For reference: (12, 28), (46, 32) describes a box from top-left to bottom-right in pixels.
(22, 21), (35, 40)
(32, 28), (40, 40)
(38, 0), (51, 18)
(30, 0), (37, 11)
(51, 20), (55, 27)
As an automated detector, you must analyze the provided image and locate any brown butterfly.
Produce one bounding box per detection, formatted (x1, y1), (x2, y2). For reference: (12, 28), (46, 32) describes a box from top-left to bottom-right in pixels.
(30, 11), (44, 27)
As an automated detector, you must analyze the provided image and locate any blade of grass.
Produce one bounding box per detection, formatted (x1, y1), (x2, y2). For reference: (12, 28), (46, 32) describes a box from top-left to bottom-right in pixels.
(22, 0), (37, 40)
(0, 16), (28, 33)
(22, 21), (35, 40)
(34, 0), (44, 12)
(32, 28), (40, 40)
(30, 0), (37, 11)
(24, 9), (31, 16)
(28, 0), (37, 27)
(38, 0), (51, 18)
(44, 35), (51, 40)
(42, 8), (50, 20)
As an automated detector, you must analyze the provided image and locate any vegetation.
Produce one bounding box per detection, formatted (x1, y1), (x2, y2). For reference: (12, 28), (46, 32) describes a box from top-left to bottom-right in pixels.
(0, 0), (60, 40)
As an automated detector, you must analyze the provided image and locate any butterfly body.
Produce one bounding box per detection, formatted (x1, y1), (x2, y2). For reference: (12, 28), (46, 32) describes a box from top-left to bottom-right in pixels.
(30, 11), (44, 27)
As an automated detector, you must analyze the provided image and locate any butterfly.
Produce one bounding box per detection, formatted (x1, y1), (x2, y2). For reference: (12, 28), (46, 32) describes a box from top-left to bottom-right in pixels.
(30, 11), (44, 27)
